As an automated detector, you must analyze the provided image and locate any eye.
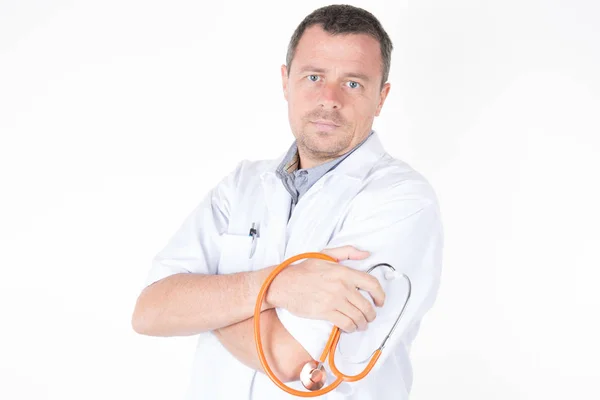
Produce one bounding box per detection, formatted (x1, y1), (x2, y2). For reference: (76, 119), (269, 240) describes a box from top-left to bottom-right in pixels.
(347, 81), (361, 89)
(308, 75), (320, 82)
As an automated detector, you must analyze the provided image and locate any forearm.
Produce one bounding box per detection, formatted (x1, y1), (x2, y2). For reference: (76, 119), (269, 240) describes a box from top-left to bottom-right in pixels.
(132, 266), (276, 337)
(214, 309), (313, 382)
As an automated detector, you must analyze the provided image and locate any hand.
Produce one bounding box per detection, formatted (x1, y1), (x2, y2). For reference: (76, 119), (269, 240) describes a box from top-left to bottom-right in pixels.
(266, 246), (385, 333)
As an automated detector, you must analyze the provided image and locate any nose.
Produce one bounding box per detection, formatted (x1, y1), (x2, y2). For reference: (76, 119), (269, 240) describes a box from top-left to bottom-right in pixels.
(318, 83), (342, 109)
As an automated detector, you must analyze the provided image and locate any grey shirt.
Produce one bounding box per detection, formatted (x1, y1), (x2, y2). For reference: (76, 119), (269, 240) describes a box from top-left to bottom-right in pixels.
(275, 130), (374, 220)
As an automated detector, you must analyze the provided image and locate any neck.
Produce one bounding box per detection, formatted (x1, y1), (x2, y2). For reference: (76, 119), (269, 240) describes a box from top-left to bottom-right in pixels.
(297, 151), (338, 170)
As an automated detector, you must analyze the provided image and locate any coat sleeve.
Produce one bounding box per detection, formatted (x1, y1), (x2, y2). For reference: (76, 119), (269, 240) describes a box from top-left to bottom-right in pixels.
(275, 178), (444, 379)
(144, 161), (244, 287)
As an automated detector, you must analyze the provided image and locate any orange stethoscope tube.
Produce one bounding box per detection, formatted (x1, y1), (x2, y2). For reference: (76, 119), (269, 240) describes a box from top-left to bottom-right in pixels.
(253, 252), (383, 397)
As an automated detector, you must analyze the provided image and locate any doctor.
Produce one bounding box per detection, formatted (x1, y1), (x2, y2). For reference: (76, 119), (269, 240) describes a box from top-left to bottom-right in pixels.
(132, 4), (443, 400)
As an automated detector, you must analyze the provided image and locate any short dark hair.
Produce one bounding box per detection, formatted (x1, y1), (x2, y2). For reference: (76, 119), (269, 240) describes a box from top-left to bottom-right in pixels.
(286, 4), (393, 88)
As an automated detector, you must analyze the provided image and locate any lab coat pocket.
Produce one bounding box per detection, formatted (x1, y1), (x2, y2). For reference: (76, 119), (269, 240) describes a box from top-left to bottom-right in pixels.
(217, 233), (254, 275)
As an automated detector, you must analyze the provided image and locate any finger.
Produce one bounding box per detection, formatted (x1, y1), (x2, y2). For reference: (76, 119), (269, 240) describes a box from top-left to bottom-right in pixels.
(351, 271), (386, 308)
(336, 299), (368, 332)
(321, 246), (370, 262)
(345, 284), (377, 323)
(326, 311), (357, 333)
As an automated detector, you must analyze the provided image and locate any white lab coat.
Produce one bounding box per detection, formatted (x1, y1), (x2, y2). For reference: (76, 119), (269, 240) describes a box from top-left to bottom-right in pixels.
(145, 132), (444, 399)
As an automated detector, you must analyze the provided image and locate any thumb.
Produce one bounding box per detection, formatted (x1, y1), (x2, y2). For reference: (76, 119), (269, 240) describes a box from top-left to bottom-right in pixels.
(321, 245), (370, 262)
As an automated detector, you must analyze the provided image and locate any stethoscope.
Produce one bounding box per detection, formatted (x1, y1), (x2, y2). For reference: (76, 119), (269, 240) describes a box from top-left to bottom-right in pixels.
(254, 252), (411, 397)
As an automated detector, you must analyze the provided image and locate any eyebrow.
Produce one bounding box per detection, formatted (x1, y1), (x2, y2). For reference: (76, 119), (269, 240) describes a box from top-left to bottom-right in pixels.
(297, 65), (371, 83)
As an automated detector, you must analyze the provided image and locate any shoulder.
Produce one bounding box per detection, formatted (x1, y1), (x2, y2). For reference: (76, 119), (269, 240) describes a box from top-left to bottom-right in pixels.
(238, 158), (280, 179)
(336, 151), (443, 230)
(216, 155), (282, 188)
(360, 153), (440, 209)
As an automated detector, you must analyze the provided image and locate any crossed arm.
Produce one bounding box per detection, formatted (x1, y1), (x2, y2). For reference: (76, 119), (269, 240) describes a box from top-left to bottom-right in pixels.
(131, 265), (315, 383)
(131, 247), (378, 383)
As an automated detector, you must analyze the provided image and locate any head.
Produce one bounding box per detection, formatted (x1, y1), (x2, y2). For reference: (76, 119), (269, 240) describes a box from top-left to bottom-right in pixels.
(281, 5), (393, 169)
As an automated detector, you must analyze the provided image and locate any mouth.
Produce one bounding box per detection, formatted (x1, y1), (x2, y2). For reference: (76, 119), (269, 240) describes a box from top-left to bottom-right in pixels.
(310, 120), (340, 132)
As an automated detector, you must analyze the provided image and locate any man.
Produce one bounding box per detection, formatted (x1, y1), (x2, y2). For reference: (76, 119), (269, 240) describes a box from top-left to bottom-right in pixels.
(132, 4), (443, 399)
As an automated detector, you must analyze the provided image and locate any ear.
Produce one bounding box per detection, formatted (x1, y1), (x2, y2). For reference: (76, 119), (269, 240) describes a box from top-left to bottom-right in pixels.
(281, 64), (289, 101)
(374, 82), (391, 116)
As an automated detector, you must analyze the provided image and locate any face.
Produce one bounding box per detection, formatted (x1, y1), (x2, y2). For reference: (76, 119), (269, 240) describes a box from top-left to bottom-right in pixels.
(281, 25), (391, 169)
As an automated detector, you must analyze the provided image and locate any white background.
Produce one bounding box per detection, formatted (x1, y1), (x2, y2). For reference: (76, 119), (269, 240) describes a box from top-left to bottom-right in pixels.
(1, 0), (599, 399)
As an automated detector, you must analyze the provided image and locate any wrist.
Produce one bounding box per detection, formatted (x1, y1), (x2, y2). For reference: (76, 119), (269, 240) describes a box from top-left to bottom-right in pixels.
(251, 265), (278, 310)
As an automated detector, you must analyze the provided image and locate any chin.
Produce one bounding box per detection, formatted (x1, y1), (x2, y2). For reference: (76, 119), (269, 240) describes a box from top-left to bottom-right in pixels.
(305, 133), (349, 156)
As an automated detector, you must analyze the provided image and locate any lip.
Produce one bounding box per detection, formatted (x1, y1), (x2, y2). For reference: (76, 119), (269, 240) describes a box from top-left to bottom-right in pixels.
(311, 121), (339, 133)
(311, 120), (340, 127)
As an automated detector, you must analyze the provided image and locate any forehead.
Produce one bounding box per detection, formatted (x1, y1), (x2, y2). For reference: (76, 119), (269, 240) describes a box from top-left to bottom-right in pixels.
(292, 25), (382, 76)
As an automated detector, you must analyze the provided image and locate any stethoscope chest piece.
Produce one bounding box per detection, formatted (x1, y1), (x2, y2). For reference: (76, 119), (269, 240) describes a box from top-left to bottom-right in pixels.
(300, 360), (326, 391)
